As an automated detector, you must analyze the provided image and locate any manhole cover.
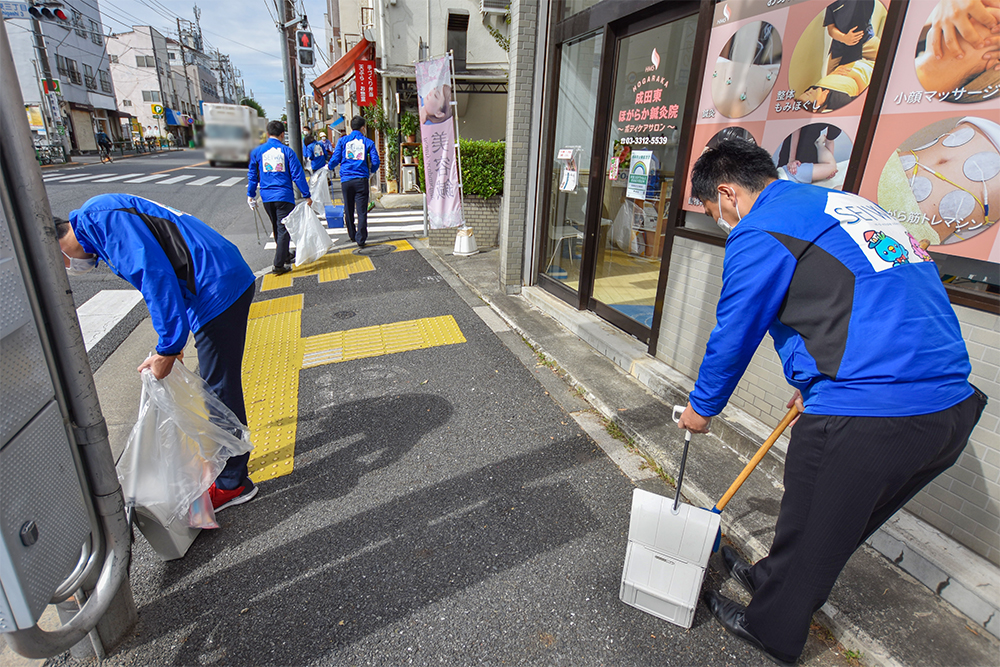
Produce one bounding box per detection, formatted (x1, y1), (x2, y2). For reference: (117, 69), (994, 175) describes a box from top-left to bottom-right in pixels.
(355, 244), (394, 257)
(332, 310), (356, 320)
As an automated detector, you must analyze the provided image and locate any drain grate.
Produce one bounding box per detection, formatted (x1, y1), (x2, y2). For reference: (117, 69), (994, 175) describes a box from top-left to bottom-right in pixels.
(332, 310), (356, 320)
(356, 244), (394, 257)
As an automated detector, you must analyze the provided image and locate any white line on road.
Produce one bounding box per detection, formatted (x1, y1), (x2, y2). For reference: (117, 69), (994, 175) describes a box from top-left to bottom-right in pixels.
(76, 290), (145, 352)
(92, 173), (142, 183)
(55, 174), (103, 183)
(43, 174), (81, 182)
(216, 177), (243, 187)
(187, 176), (220, 186)
(157, 174), (194, 185)
(124, 174), (167, 183)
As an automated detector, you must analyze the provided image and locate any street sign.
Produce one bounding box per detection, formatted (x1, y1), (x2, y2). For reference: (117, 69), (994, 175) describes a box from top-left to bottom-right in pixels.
(1, 2), (30, 20)
(42, 79), (61, 95)
(151, 104), (163, 116)
(355, 60), (375, 107)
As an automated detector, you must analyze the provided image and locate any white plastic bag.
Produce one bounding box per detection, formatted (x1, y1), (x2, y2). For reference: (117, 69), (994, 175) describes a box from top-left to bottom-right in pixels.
(282, 201), (333, 267)
(309, 167), (333, 219)
(611, 201), (641, 255)
(116, 362), (254, 529)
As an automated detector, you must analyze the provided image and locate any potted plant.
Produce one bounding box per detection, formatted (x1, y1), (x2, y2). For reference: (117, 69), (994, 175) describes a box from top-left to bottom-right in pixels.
(400, 112), (418, 144)
(402, 146), (414, 165)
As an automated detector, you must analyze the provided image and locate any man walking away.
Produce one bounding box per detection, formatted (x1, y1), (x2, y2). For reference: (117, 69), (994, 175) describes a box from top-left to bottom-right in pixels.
(248, 120), (312, 275)
(57, 195), (260, 512)
(678, 140), (986, 666)
(304, 133), (328, 175)
(328, 115), (380, 248)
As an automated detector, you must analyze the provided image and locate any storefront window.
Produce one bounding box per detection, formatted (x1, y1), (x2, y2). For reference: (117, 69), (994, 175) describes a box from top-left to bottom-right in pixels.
(593, 14), (698, 328)
(543, 32), (603, 292)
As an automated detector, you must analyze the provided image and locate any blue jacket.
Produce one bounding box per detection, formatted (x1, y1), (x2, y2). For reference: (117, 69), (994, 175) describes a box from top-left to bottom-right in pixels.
(70, 194), (255, 357)
(304, 139), (328, 171)
(328, 130), (380, 181)
(247, 137), (311, 203)
(689, 180), (972, 418)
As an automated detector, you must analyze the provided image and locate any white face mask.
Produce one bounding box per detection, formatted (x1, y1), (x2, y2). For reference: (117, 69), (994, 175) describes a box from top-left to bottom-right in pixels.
(63, 251), (98, 275)
(716, 197), (742, 236)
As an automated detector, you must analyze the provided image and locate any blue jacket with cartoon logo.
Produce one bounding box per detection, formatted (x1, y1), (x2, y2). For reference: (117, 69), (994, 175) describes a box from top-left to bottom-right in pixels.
(688, 180), (972, 418)
(247, 137), (311, 204)
(327, 130), (380, 182)
(304, 139), (329, 171)
(70, 194), (255, 357)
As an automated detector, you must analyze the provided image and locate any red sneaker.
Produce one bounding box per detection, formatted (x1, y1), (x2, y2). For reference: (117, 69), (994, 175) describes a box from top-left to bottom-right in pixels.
(209, 479), (258, 512)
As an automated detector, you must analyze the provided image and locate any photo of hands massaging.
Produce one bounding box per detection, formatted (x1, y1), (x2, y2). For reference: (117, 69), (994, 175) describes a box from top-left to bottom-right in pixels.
(789, 0), (888, 113)
(915, 0), (1000, 104)
(772, 123), (853, 190)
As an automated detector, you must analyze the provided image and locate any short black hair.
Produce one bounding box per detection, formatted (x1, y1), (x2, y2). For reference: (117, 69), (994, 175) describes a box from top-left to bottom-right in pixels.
(267, 120), (285, 137)
(690, 140), (779, 204)
(54, 217), (71, 239)
(350, 115), (365, 131)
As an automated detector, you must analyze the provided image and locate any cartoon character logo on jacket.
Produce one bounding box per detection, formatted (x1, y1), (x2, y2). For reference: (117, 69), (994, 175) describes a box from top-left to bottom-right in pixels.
(864, 230), (909, 266)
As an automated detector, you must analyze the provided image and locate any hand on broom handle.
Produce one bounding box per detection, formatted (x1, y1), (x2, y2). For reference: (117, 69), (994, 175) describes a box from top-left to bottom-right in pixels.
(713, 403), (801, 513)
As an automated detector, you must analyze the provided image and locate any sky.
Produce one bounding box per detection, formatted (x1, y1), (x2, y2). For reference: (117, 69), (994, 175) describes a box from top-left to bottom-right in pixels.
(94, 0), (331, 119)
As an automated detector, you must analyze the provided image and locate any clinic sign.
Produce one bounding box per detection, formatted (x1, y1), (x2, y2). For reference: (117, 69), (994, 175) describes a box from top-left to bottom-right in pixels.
(355, 60), (375, 107)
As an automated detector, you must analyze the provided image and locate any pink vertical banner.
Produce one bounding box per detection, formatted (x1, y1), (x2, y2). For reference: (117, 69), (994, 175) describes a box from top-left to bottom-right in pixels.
(416, 55), (463, 229)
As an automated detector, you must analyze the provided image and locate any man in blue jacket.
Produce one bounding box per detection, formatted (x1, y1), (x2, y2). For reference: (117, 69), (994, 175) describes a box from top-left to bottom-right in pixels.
(304, 133), (329, 174)
(57, 194), (260, 512)
(328, 115), (380, 248)
(678, 141), (986, 665)
(247, 120), (311, 275)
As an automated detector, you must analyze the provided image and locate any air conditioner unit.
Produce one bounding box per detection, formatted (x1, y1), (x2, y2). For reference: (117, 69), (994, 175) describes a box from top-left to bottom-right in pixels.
(481, 0), (507, 14)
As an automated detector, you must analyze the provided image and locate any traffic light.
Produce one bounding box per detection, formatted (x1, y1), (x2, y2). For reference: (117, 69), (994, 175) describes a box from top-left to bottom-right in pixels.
(28, 1), (68, 21)
(296, 30), (314, 67)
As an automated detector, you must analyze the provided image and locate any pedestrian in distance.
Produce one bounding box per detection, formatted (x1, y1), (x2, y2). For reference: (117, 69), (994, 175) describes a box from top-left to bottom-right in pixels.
(95, 129), (113, 162)
(319, 130), (335, 157)
(56, 194), (260, 512)
(678, 140), (987, 666)
(247, 120), (312, 276)
(303, 132), (329, 174)
(328, 115), (380, 248)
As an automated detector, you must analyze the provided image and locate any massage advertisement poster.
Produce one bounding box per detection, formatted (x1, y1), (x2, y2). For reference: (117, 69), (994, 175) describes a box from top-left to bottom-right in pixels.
(857, 1), (1000, 265)
(682, 0), (890, 212)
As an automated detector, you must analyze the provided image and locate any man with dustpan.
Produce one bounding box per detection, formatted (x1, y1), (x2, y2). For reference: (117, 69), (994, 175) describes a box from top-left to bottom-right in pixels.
(677, 141), (986, 666)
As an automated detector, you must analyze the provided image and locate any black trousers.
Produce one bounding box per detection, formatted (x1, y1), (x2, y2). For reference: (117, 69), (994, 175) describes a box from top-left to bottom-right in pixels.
(341, 177), (369, 246)
(263, 200), (294, 268)
(743, 389), (987, 662)
(194, 283), (255, 490)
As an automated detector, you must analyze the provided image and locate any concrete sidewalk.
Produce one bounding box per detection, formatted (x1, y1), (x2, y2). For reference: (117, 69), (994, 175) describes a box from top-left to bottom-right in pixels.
(422, 243), (1000, 667)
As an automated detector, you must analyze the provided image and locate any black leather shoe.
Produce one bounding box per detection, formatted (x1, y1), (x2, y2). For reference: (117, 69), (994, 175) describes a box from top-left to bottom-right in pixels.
(704, 590), (797, 666)
(272, 265), (290, 276)
(722, 545), (757, 596)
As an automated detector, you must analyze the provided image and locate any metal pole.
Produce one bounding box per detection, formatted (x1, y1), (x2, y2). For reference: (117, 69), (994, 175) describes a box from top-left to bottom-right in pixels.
(0, 20), (134, 659)
(282, 0), (304, 166)
(448, 51), (466, 223)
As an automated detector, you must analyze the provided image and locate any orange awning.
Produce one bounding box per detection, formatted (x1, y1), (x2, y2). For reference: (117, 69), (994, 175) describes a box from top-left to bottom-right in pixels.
(311, 38), (374, 103)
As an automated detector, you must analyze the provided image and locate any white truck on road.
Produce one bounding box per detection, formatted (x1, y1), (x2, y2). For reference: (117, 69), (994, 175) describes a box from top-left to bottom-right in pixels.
(203, 103), (266, 166)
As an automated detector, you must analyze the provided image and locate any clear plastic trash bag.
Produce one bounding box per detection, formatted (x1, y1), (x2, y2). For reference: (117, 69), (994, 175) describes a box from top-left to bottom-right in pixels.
(282, 200), (333, 267)
(116, 362), (254, 529)
(309, 167), (333, 218)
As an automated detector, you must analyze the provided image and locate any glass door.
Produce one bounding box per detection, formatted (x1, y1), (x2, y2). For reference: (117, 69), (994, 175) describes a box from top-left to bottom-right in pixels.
(541, 32), (604, 295)
(590, 15), (698, 332)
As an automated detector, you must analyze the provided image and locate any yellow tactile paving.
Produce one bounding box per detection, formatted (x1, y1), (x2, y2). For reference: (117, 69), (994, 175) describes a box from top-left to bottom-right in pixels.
(260, 251), (375, 291)
(243, 294), (304, 483)
(300, 315), (466, 369)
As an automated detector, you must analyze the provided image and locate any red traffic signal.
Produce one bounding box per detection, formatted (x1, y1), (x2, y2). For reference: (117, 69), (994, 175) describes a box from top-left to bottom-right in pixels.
(53, 8), (67, 20)
(297, 31), (313, 49)
(28, 2), (68, 21)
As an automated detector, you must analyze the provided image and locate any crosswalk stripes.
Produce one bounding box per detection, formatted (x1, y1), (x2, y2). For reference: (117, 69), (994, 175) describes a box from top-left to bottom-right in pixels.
(56, 174), (103, 183)
(158, 174), (194, 185)
(186, 176), (219, 186)
(92, 173), (141, 183)
(124, 174), (167, 183)
(216, 176), (243, 187)
(262, 210), (426, 250)
(43, 173), (84, 182)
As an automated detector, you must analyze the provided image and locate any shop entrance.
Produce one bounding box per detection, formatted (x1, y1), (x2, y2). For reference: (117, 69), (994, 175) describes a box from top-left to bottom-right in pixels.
(539, 8), (698, 342)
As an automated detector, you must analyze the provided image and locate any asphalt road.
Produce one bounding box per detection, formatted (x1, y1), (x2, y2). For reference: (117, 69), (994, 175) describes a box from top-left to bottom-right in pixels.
(36, 150), (848, 666)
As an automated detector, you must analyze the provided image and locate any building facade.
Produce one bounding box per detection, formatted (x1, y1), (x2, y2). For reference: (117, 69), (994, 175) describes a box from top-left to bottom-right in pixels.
(7, 0), (119, 153)
(497, 0), (999, 637)
(106, 26), (179, 142)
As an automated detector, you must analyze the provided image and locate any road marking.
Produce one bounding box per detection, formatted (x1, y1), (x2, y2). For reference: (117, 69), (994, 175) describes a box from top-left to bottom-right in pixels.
(157, 174), (195, 185)
(260, 246), (375, 291)
(216, 176), (244, 187)
(76, 290), (144, 351)
(152, 160), (208, 175)
(242, 296), (465, 482)
(43, 174), (81, 182)
(187, 176), (220, 186)
(264, 226), (423, 250)
(55, 174), (102, 183)
(124, 174), (167, 183)
(92, 173), (142, 183)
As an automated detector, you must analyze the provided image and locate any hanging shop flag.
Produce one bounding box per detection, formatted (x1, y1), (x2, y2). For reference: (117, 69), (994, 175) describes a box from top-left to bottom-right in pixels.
(416, 54), (464, 229)
(355, 60), (376, 107)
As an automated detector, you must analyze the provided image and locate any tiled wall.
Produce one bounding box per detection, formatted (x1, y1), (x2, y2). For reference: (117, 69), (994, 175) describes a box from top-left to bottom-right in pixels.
(426, 195), (502, 248)
(656, 236), (1000, 565)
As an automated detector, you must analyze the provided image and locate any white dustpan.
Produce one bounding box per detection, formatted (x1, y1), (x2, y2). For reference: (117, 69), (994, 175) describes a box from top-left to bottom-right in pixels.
(620, 407), (720, 629)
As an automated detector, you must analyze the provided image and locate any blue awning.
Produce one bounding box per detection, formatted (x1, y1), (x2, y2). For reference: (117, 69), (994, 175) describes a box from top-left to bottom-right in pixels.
(164, 108), (180, 126)
(331, 115), (345, 128)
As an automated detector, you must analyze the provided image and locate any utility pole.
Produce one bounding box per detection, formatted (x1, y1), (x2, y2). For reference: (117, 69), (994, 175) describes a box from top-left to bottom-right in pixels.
(176, 18), (195, 138)
(30, 16), (66, 153)
(280, 0), (303, 164)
